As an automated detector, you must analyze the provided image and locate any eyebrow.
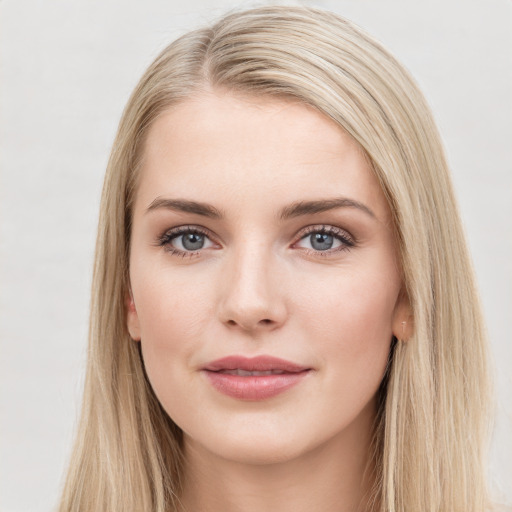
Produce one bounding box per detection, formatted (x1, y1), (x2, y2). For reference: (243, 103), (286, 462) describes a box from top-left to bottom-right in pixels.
(145, 196), (376, 220)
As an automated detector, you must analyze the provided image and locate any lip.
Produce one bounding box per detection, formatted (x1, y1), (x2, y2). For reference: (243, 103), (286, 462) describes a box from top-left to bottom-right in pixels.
(201, 355), (312, 401)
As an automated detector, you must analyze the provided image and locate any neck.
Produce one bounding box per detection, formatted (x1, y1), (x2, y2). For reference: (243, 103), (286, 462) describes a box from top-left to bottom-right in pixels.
(178, 400), (379, 512)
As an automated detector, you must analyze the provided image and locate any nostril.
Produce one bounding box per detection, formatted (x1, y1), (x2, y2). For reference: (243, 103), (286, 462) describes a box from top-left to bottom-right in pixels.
(225, 318), (273, 329)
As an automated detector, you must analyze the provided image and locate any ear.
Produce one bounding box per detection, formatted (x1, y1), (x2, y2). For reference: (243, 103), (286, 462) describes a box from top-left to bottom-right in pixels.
(391, 287), (413, 341)
(126, 288), (141, 342)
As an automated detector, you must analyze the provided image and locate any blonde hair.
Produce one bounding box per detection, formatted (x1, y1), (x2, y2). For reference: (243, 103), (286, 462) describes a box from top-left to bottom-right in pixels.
(58, 6), (492, 512)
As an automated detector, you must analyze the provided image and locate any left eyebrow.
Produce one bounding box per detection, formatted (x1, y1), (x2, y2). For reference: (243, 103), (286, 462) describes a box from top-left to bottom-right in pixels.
(145, 196), (376, 220)
(278, 197), (376, 220)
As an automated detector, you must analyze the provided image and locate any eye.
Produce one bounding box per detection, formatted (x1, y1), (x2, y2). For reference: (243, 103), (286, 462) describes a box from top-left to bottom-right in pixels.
(156, 224), (355, 258)
(157, 226), (215, 257)
(294, 225), (355, 256)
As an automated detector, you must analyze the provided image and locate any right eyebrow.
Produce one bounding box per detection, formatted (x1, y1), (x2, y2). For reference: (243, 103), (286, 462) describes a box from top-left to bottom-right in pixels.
(145, 198), (224, 219)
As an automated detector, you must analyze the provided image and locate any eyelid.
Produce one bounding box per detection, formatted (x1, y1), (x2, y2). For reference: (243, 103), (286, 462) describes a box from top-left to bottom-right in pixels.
(158, 224), (214, 242)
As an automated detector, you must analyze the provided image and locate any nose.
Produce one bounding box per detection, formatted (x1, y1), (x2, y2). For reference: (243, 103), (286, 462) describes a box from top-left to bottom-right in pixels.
(217, 240), (288, 333)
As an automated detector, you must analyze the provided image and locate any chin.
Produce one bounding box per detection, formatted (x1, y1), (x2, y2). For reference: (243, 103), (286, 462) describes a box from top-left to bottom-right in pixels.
(185, 418), (333, 466)
(211, 436), (309, 465)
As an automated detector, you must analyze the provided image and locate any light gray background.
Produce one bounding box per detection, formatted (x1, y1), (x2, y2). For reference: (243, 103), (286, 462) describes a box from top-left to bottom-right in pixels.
(1, 1), (511, 511)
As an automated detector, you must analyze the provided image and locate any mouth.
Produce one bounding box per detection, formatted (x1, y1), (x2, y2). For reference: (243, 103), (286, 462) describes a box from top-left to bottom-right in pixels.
(214, 369), (290, 376)
(201, 355), (312, 401)
(202, 354), (310, 373)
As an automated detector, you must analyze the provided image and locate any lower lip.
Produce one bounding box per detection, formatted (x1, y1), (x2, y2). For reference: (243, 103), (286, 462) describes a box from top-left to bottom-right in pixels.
(203, 370), (311, 400)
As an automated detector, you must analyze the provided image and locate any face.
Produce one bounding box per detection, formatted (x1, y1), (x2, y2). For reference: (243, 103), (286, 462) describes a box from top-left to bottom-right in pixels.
(127, 91), (409, 465)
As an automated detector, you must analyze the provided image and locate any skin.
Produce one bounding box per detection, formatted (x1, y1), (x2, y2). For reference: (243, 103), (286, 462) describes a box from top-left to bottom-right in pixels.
(127, 91), (411, 512)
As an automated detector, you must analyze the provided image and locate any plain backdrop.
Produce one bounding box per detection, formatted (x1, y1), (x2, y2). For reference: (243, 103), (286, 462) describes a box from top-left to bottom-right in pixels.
(1, 0), (511, 510)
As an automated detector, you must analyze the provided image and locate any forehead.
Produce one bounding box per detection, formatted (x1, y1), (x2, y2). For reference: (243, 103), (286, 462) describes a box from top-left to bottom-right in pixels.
(136, 91), (390, 222)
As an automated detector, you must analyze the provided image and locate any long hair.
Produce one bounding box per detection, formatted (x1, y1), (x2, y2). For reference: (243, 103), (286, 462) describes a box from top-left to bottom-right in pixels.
(58, 6), (492, 511)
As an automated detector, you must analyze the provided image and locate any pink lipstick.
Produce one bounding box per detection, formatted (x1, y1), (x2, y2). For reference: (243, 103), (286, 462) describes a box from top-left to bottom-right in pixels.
(202, 355), (311, 400)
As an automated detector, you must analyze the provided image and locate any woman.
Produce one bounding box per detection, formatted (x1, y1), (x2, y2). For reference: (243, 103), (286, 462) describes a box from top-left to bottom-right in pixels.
(58, 6), (493, 512)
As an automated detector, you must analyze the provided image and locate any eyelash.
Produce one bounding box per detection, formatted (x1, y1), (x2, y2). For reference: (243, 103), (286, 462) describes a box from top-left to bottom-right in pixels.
(156, 224), (356, 259)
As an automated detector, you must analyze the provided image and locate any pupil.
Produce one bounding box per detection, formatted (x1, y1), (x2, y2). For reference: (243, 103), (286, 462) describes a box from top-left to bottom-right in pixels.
(311, 233), (333, 251)
(182, 233), (204, 250)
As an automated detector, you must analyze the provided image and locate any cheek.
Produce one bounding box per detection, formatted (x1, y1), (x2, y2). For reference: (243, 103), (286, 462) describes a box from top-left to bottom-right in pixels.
(299, 264), (398, 330)
(294, 264), (398, 388)
(134, 264), (211, 340)
(131, 267), (213, 396)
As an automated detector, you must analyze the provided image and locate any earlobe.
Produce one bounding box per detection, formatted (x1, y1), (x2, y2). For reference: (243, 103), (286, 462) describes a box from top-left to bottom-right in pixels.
(126, 290), (141, 341)
(392, 314), (414, 342)
(396, 319), (413, 341)
(392, 289), (413, 342)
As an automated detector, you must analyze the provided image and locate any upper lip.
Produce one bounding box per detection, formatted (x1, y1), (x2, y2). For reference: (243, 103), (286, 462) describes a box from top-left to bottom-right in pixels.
(202, 355), (310, 373)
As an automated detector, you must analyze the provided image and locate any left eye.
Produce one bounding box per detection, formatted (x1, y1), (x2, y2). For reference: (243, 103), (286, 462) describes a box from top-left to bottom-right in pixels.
(295, 227), (354, 252)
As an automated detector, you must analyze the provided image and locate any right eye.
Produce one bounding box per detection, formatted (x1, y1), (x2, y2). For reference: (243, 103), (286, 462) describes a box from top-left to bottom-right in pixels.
(157, 226), (216, 257)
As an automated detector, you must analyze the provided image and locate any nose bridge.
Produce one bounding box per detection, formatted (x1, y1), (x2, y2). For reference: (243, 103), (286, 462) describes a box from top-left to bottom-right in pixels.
(218, 235), (286, 331)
